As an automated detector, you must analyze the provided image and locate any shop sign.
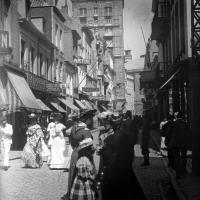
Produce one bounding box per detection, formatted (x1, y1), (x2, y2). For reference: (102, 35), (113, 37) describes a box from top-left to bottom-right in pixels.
(74, 58), (91, 65)
(91, 95), (105, 101)
(82, 87), (100, 92)
(0, 31), (9, 54)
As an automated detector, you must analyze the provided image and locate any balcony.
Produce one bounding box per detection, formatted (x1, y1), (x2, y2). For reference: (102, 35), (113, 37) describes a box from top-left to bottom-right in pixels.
(104, 32), (113, 38)
(151, 1), (170, 41)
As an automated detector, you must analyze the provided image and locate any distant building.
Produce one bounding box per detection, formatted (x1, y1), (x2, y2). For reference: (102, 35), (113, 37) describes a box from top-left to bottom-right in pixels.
(125, 57), (145, 116)
(71, 0), (125, 102)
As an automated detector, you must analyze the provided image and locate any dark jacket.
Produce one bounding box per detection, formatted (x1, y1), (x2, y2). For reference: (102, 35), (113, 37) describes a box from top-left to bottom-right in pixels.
(165, 119), (189, 149)
(70, 122), (92, 148)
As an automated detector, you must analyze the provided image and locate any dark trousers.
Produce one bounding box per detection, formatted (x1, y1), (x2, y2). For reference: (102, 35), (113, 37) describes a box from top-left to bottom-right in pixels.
(167, 148), (174, 167)
(171, 148), (187, 177)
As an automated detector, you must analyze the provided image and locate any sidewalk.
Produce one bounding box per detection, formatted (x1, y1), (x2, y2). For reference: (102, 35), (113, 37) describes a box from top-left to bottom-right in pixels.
(150, 129), (200, 200)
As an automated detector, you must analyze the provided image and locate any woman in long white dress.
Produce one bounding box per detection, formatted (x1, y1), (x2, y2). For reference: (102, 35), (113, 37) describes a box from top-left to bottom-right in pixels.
(49, 113), (68, 169)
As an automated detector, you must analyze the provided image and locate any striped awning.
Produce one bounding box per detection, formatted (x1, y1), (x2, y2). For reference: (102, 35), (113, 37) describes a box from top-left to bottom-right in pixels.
(0, 70), (23, 113)
(7, 71), (41, 110)
(58, 98), (79, 112)
(36, 99), (52, 112)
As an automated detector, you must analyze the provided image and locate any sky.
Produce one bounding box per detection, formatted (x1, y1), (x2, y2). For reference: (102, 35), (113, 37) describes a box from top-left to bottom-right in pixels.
(124, 0), (153, 60)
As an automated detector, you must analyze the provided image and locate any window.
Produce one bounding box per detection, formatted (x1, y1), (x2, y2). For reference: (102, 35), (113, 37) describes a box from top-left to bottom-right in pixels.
(104, 7), (112, 16)
(29, 47), (35, 73)
(79, 8), (87, 16)
(39, 54), (44, 76)
(59, 62), (63, 82)
(60, 29), (63, 50)
(105, 27), (112, 33)
(46, 58), (51, 81)
(94, 7), (98, 15)
(105, 17), (112, 24)
(80, 18), (87, 25)
(55, 24), (58, 47)
(55, 59), (59, 82)
(21, 40), (25, 68)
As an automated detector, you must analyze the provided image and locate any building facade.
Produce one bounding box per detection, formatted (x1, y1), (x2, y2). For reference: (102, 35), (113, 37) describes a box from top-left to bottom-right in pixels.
(71, 0), (125, 104)
(150, 0), (200, 175)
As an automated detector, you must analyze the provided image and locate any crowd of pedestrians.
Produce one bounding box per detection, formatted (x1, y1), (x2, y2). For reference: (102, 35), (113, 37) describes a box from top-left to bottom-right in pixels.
(0, 103), (190, 199)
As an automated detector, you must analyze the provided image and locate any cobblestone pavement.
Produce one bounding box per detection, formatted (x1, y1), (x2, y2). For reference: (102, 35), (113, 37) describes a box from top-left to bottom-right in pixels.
(133, 144), (179, 200)
(0, 157), (68, 200)
(0, 130), (178, 200)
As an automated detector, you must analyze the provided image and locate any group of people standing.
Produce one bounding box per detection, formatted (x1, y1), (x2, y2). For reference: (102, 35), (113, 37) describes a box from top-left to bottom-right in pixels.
(62, 109), (146, 200)
(160, 111), (189, 179)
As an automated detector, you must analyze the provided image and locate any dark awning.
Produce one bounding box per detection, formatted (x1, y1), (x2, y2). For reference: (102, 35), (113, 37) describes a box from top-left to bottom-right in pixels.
(58, 98), (80, 112)
(7, 71), (41, 110)
(159, 67), (181, 90)
(50, 102), (65, 113)
(81, 100), (93, 110)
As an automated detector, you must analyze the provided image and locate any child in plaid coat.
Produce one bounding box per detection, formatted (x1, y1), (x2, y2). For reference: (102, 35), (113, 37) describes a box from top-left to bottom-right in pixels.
(70, 138), (98, 200)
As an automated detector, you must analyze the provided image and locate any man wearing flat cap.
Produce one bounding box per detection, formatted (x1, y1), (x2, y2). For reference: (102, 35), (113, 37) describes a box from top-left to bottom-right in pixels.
(0, 113), (13, 170)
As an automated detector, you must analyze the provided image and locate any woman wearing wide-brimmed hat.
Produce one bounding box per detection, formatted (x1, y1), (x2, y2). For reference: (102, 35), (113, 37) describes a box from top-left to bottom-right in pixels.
(69, 138), (98, 200)
(21, 113), (44, 168)
(49, 112), (68, 169)
(62, 109), (96, 200)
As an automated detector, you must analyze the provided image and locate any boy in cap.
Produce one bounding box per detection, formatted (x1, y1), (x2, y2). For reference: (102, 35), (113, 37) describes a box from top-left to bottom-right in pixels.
(0, 114), (13, 170)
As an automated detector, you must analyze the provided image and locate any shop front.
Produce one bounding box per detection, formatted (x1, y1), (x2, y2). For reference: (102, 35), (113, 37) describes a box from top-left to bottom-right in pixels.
(0, 65), (42, 149)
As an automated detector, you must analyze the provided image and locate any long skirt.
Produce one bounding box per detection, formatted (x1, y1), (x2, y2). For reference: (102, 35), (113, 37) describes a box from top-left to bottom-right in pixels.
(21, 142), (43, 168)
(49, 136), (68, 169)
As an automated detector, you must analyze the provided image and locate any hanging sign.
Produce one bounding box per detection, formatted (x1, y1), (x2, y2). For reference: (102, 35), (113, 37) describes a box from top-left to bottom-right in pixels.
(82, 87), (100, 92)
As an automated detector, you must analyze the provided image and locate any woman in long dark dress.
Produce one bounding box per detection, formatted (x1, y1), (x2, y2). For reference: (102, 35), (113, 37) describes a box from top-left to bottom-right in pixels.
(104, 111), (146, 200)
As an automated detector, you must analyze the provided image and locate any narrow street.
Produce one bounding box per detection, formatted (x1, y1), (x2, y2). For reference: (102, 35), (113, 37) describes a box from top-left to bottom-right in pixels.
(0, 131), (179, 200)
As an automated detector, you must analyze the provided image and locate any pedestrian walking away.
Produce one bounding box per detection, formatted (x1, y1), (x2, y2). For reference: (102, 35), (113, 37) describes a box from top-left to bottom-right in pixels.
(105, 110), (146, 200)
(140, 110), (151, 166)
(0, 113), (13, 171)
(165, 111), (189, 179)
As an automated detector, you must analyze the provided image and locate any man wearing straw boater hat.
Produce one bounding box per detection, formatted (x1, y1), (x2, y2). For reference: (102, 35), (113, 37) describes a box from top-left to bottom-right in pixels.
(0, 108), (13, 171)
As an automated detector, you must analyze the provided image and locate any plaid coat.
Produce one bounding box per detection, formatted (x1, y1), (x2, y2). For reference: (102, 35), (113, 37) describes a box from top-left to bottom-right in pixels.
(70, 156), (96, 200)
